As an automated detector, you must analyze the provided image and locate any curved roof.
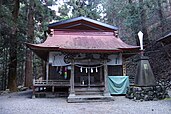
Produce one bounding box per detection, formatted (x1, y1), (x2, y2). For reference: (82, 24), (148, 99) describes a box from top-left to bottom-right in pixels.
(27, 30), (139, 60)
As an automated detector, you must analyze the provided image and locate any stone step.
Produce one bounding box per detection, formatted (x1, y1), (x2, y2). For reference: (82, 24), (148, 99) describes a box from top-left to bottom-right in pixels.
(74, 87), (104, 95)
(75, 87), (104, 95)
(75, 91), (103, 95)
(74, 87), (104, 92)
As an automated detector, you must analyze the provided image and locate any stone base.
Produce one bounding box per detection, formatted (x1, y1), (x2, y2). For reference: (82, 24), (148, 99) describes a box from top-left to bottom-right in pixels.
(67, 95), (114, 103)
(126, 85), (170, 101)
(33, 92), (68, 98)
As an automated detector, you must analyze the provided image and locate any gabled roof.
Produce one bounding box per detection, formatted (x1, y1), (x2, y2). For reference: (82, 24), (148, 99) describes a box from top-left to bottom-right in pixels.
(48, 16), (118, 31)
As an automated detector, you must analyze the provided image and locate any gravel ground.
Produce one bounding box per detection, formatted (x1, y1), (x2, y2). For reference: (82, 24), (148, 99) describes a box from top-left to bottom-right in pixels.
(0, 90), (171, 114)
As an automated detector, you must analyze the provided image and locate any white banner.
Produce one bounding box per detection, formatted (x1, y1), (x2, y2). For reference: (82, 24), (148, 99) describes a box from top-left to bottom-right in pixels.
(49, 52), (69, 66)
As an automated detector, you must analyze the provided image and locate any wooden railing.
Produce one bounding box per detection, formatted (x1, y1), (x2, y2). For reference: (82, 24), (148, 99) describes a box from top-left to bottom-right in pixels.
(33, 79), (70, 87)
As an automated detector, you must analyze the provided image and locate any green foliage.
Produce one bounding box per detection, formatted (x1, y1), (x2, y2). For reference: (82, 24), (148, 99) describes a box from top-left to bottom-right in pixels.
(0, 0), (59, 90)
(58, 0), (101, 20)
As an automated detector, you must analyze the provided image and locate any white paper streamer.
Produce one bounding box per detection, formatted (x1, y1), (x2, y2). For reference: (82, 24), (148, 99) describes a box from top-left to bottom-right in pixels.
(80, 67), (83, 72)
(96, 67), (98, 72)
(91, 68), (93, 73)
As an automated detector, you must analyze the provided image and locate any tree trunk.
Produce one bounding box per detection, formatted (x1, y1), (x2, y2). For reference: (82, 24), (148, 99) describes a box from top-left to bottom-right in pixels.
(7, 0), (19, 92)
(157, 0), (165, 36)
(25, 0), (35, 87)
(128, 0), (140, 46)
(2, 48), (8, 90)
(139, 0), (149, 44)
(0, 0), (2, 6)
(25, 50), (33, 87)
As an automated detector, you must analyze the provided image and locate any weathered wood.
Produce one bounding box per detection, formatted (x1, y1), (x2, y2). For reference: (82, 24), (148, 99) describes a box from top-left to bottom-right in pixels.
(69, 60), (75, 96)
(88, 69), (91, 88)
(46, 62), (49, 81)
(100, 67), (103, 83)
(33, 80), (70, 86)
(103, 60), (110, 96)
(52, 86), (54, 93)
(32, 85), (36, 99)
(123, 64), (126, 76)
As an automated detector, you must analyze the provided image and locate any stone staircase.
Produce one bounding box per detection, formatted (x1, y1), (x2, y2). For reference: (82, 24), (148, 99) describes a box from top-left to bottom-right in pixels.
(67, 87), (114, 103)
(74, 87), (104, 95)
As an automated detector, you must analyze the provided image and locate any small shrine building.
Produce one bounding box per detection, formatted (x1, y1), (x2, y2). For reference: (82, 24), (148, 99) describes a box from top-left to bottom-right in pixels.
(26, 17), (139, 102)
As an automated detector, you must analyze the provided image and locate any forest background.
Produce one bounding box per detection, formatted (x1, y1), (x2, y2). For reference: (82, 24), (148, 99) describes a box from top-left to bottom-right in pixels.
(0, 0), (171, 91)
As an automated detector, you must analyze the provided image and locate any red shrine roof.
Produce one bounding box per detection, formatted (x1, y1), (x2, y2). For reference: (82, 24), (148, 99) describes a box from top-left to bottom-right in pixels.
(27, 30), (139, 60)
(26, 17), (139, 60)
(28, 30), (138, 51)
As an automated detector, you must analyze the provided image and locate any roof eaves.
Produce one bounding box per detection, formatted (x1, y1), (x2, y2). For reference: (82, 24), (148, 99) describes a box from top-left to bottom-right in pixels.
(157, 32), (171, 42)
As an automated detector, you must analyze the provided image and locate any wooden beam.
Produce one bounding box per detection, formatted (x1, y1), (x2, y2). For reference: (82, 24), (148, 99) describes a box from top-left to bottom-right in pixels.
(32, 84), (36, 99)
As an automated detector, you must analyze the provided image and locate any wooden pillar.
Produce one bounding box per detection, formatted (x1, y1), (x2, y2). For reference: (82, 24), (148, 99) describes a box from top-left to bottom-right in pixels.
(103, 60), (110, 96)
(100, 67), (103, 84)
(32, 79), (36, 99)
(123, 64), (126, 76)
(52, 86), (54, 93)
(46, 62), (49, 82)
(69, 60), (75, 96)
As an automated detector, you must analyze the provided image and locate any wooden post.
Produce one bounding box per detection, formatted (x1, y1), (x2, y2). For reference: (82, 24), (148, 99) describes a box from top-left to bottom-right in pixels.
(103, 60), (110, 96)
(69, 60), (75, 96)
(100, 67), (103, 84)
(88, 68), (91, 88)
(46, 62), (49, 82)
(32, 79), (36, 98)
(123, 64), (126, 76)
(52, 86), (54, 93)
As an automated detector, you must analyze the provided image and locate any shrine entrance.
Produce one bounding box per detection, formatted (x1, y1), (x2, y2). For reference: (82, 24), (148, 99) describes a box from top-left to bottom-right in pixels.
(73, 53), (104, 88)
(74, 65), (104, 88)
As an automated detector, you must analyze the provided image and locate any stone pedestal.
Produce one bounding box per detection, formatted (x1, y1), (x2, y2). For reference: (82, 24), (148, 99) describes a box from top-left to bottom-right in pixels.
(135, 56), (156, 86)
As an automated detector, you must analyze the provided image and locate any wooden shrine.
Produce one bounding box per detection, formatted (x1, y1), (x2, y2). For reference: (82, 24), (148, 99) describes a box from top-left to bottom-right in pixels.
(26, 17), (139, 102)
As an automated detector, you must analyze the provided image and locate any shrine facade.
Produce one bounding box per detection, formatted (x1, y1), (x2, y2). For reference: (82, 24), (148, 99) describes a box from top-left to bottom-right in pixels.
(27, 17), (139, 102)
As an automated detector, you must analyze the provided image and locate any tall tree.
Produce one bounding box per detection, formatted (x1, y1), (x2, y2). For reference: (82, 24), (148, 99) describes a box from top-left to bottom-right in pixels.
(139, 0), (149, 44)
(25, 0), (35, 87)
(157, 0), (165, 36)
(59, 0), (101, 20)
(7, 0), (20, 92)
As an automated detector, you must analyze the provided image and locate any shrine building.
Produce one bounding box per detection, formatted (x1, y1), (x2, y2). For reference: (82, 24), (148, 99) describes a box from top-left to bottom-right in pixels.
(26, 17), (139, 102)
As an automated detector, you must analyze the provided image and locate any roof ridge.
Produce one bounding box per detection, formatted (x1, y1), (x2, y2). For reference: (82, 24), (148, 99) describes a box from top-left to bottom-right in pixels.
(48, 16), (118, 30)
